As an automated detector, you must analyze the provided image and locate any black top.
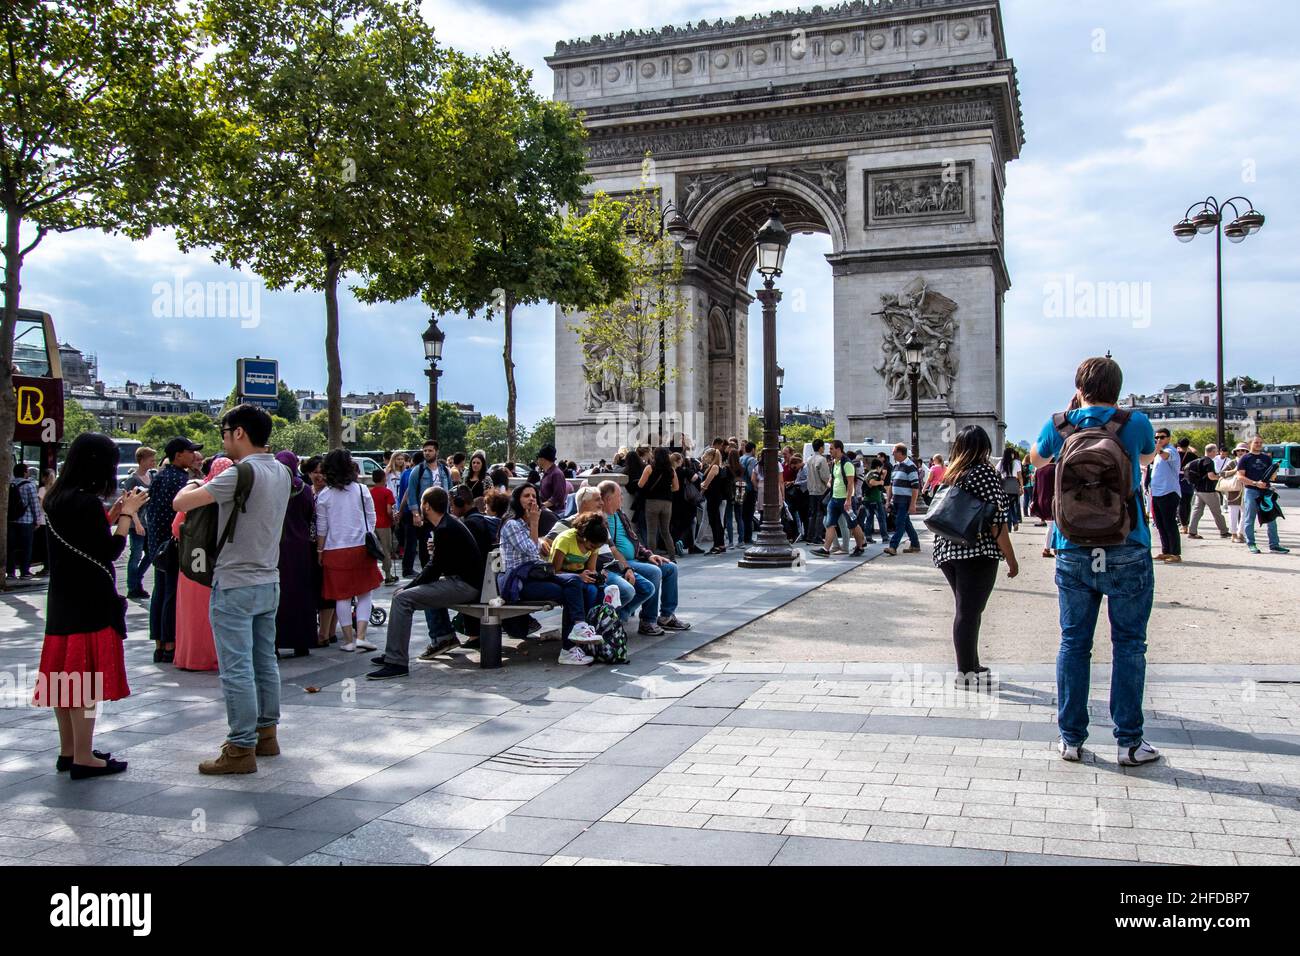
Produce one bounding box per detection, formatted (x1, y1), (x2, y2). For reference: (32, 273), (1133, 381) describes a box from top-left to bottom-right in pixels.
(931, 462), (1010, 568)
(44, 491), (128, 636)
(641, 465), (674, 501)
(463, 513), (500, 563)
(413, 513), (485, 589)
(1184, 456), (1219, 494)
(461, 477), (488, 500)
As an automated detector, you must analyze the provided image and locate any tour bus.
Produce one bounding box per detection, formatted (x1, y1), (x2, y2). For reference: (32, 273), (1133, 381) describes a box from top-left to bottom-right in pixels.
(11, 308), (63, 476)
(1264, 443), (1300, 488)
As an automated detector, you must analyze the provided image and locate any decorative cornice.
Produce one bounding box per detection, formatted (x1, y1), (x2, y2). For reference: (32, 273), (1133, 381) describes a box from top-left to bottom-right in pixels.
(551, 0), (996, 59)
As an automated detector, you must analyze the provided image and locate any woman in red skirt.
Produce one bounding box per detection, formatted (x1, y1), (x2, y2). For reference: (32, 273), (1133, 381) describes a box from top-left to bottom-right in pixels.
(315, 449), (382, 652)
(35, 433), (145, 779)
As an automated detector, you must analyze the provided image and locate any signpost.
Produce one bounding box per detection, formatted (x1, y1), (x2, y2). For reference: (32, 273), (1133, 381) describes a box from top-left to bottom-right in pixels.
(13, 375), (64, 444)
(236, 357), (279, 413)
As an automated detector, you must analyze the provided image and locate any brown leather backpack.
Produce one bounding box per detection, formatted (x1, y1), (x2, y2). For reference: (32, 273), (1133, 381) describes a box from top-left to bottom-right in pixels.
(1052, 408), (1137, 546)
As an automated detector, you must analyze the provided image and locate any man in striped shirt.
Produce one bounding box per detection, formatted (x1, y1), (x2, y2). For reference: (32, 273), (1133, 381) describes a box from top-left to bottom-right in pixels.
(884, 442), (921, 555)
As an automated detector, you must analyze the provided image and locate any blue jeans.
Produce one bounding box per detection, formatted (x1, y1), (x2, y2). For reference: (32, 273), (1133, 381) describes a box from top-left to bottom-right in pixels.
(518, 574), (591, 647)
(861, 500), (887, 540)
(626, 558), (678, 622)
(724, 500), (736, 546)
(889, 496), (919, 549)
(608, 569), (656, 623)
(126, 530), (151, 593)
(1242, 487), (1281, 549)
(1054, 544), (1152, 748)
(209, 583), (281, 749)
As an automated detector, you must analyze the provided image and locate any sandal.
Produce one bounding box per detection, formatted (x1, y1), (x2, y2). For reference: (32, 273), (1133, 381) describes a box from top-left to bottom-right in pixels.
(1042, 548), (1054, 558)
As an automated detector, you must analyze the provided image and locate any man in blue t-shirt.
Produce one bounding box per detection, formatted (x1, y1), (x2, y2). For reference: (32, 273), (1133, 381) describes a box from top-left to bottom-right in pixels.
(1032, 356), (1161, 769)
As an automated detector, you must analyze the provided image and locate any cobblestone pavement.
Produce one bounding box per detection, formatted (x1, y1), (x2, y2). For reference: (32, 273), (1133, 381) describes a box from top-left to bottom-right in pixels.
(0, 545), (1297, 866)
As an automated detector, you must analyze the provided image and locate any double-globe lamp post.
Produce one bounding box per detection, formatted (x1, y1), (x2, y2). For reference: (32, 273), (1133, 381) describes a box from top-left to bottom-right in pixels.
(740, 205), (796, 569)
(422, 314), (445, 441)
(1172, 197), (1264, 449)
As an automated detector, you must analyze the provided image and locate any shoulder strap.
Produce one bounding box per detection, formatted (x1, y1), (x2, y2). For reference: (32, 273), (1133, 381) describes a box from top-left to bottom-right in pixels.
(359, 482), (372, 533)
(1102, 407), (1130, 437)
(217, 462), (255, 549)
(1052, 411), (1076, 438)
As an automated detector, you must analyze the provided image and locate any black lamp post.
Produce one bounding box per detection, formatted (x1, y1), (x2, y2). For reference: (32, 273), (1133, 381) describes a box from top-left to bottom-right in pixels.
(904, 331), (922, 464)
(740, 205), (795, 569)
(422, 314), (445, 441)
(1173, 196), (1264, 449)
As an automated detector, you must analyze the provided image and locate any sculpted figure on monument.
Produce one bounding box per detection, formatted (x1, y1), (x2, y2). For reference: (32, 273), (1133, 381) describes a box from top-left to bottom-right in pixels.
(873, 277), (959, 403)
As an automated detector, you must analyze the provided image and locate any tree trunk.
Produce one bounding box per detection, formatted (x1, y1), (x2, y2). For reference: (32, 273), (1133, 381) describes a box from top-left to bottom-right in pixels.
(0, 207), (24, 588)
(323, 256), (343, 448)
(503, 294), (517, 462)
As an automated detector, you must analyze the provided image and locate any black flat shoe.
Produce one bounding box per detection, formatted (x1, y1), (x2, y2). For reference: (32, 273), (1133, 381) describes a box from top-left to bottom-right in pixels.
(69, 758), (128, 780)
(152, 646), (164, 663)
(57, 750), (111, 772)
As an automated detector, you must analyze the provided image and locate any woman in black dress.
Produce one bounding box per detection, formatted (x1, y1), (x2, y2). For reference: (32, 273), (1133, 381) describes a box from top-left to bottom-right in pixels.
(699, 448), (729, 553)
(274, 451), (316, 657)
(35, 433), (145, 778)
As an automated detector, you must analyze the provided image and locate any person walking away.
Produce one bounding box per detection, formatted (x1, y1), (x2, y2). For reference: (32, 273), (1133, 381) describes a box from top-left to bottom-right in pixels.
(860, 455), (888, 544)
(1238, 435), (1289, 555)
(35, 433), (144, 779)
(168, 457), (231, 672)
(738, 441), (759, 545)
(1175, 438), (1195, 532)
(273, 451), (316, 658)
(1031, 355), (1161, 767)
(932, 426), (1019, 685)
(1149, 428), (1183, 562)
(145, 437), (202, 663)
(7, 461), (40, 579)
(402, 439), (451, 576)
(996, 448), (1023, 530)
(1221, 443), (1248, 542)
(813, 440), (866, 557)
(123, 446), (155, 598)
(638, 446), (679, 556)
(1021, 453), (1037, 522)
(1185, 444), (1229, 540)
(885, 443), (922, 555)
(315, 449), (383, 651)
(924, 455), (947, 506)
(369, 469), (398, 584)
(367, 486), (484, 677)
(699, 448), (729, 553)
(172, 404), (292, 774)
(803, 439), (831, 543)
(1032, 458), (1058, 557)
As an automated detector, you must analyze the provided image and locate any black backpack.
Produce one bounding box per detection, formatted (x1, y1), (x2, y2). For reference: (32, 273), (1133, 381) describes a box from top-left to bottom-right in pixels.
(178, 462), (254, 587)
(8, 481), (29, 521)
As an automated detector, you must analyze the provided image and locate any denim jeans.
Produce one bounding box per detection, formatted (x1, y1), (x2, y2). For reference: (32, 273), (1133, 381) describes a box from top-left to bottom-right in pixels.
(1054, 544), (1152, 748)
(518, 574), (590, 647)
(209, 583), (281, 749)
(386, 577), (478, 666)
(861, 500), (887, 540)
(889, 496), (919, 549)
(126, 529), (151, 593)
(608, 569), (656, 623)
(626, 558), (677, 622)
(1242, 487), (1281, 549)
(724, 500), (736, 545)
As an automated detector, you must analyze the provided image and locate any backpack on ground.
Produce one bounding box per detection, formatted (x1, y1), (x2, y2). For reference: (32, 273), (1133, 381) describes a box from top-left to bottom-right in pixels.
(586, 602), (628, 665)
(178, 462), (254, 587)
(8, 481), (29, 521)
(1052, 408), (1137, 547)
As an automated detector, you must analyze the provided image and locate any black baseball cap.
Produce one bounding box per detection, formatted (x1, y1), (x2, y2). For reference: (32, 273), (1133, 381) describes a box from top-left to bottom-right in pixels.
(164, 437), (203, 458)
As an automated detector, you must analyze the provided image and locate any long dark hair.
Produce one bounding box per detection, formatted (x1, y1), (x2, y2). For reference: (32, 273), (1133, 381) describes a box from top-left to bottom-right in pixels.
(507, 482), (539, 521)
(322, 449), (357, 490)
(48, 433), (119, 507)
(998, 446), (1017, 477)
(466, 450), (487, 482)
(944, 425), (994, 487)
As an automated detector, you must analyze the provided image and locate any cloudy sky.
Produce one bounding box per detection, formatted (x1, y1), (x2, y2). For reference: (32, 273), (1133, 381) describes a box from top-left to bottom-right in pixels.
(20, 0), (1298, 443)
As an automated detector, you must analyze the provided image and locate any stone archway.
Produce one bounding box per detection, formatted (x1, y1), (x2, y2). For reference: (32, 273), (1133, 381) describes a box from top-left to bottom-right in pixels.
(550, 0), (1024, 462)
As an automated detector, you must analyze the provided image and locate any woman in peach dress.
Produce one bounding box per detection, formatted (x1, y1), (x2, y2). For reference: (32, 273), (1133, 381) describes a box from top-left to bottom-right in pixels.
(169, 457), (231, 671)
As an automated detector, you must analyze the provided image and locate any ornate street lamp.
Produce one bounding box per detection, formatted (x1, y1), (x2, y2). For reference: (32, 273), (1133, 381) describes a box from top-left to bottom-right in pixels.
(740, 205), (795, 569)
(422, 314), (445, 441)
(1172, 195), (1265, 448)
(904, 330), (922, 464)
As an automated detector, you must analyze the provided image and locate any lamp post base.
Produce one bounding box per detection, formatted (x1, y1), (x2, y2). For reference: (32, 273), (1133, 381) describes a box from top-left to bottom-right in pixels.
(739, 526), (796, 569)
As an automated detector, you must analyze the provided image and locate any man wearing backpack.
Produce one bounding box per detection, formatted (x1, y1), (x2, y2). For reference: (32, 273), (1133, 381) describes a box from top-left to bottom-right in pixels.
(804, 439), (831, 543)
(739, 441), (758, 545)
(7, 462), (40, 579)
(173, 404), (291, 774)
(1032, 356), (1162, 767)
(813, 440), (866, 558)
(1185, 444), (1229, 540)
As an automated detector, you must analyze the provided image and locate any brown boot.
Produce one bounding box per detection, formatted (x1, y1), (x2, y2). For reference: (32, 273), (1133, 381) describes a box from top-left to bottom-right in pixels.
(255, 725), (280, 757)
(198, 742), (257, 775)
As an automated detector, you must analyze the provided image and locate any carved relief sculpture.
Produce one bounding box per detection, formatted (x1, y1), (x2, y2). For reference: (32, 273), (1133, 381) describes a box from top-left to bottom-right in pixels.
(867, 163), (971, 226)
(873, 277), (959, 403)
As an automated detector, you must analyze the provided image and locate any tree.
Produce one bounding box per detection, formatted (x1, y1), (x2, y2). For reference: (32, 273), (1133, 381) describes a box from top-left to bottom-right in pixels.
(361, 52), (630, 461)
(1194, 379), (1213, 390)
(363, 402), (414, 449)
(1172, 427), (1234, 453)
(135, 412), (221, 456)
(434, 402), (467, 456)
(179, 0), (476, 448)
(269, 419), (326, 457)
(519, 416), (555, 463)
(747, 413), (764, 449)
(1258, 423), (1300, 444)
(571, 182), (689, 420)
(1225, 375), (1265, 394)
(0, 0), (202, 573)
(465, 414), (512, 464)
(60, 397), (99, 444)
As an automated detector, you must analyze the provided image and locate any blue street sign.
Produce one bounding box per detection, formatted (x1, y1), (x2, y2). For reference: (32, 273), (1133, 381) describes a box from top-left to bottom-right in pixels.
(245, 396), (280, 411)
(237, 357), (279, 399)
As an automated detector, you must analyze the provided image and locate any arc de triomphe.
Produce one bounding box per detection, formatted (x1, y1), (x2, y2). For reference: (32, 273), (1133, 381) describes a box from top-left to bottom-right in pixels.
(550, 0), (1024, 460)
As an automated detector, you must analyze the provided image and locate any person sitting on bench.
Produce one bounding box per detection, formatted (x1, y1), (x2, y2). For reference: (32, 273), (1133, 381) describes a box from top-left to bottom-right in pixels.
(366, 486), (483, 679)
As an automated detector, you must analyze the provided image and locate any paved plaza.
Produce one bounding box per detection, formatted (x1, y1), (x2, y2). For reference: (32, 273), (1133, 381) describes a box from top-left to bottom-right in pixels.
(0, 529), (1298, 866)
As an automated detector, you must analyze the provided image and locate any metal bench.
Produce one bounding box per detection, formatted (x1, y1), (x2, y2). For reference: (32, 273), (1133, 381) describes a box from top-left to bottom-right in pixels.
(451, 549), (554, 669)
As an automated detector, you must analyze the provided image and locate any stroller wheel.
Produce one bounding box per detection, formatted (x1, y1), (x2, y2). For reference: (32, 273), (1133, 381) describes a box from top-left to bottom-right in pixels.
(369, 607), (388, 626)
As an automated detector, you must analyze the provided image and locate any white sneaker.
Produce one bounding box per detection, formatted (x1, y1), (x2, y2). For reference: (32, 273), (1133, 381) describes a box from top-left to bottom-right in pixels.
(1118, 741), (1161, 767)
(567, 622), (602, 645)
(338, 642), (356, 653)
(557, 646), (593, 666)
(354, 639), (377, 651)
(1058, 737), (1082, 762)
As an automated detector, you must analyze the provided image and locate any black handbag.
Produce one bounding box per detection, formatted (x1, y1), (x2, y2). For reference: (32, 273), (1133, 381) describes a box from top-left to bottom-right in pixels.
(923, 482), (998, 546)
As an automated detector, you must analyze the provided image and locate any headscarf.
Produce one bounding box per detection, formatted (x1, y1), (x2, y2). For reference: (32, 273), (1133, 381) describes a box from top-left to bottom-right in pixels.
(275, 450), (304, 491)
(205, 456), (234, 483)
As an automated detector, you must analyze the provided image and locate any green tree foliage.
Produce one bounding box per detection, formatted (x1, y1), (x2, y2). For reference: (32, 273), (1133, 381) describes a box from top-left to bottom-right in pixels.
(1258, 422), (1300, 444)
(434, 402), (467, 456)
(571, 181), (689, 415)
(747, 414), (764, 448)
(135, 412), (221, 457)
(0, 0), (203, 561)
(1225, 375), (1265, 393)
(60, 398), (100, 444)
(180, 0), (478, 448)
(519, 417), (555, 463)
(361, 402), (414, 449)
(269, 419), (327, 457)
(1172, 427), (1235, 453)
(465, 414), (513, 464)
(361, 52), (631, 461)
